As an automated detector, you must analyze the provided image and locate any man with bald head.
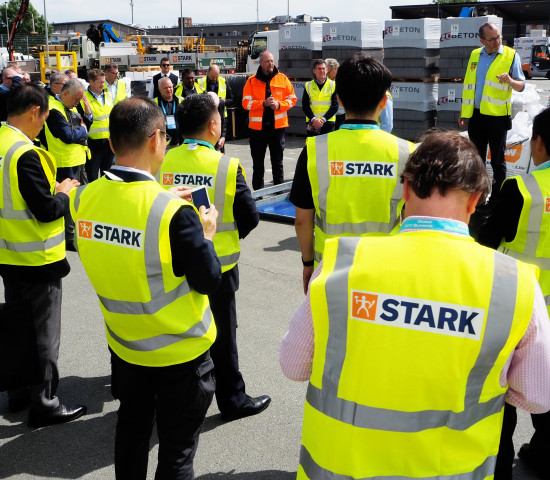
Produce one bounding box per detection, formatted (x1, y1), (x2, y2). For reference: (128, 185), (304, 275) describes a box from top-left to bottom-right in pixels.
(242, 50), (297, 190)
(155, 76), (184, 147)
(0, 67), (23, 121)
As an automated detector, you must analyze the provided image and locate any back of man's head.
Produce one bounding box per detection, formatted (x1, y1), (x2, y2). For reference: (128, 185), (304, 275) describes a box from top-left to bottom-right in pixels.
(7, 83), (48, 117)
(402, 130), (490, 204)
(109, 97), (165, 156)
(177, 94), (218, 138)
(336, 55), (391, 115)
(532, 108), (550, 155)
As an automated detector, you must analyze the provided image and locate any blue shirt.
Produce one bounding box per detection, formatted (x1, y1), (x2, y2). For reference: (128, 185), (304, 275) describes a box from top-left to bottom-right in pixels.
(474, 46), (525, 109)
(379, 94), (393, 133)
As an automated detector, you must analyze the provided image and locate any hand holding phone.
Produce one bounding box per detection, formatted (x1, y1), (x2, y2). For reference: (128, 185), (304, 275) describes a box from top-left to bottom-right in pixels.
(191, 186), (210, 213)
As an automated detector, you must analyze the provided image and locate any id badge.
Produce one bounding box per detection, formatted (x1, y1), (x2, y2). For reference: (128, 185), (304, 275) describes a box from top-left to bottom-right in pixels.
(166, 115), (176, 129)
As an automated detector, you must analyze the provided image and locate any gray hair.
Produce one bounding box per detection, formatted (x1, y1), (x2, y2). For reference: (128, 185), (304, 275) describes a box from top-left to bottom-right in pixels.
(61, 78), (84, 95)
(49, 72), (68, 85)
(325, 58), (339, 72)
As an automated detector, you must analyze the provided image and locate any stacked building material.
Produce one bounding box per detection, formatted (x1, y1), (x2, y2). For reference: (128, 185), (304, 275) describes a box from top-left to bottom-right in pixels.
(436, 83), (464, 131)
(287, 80), (307, 136)
(383, 18), (441, 79)
(439, 16), (502, 80)
(390, 82), (438, 141)
(321, 20), (383, 63)
(278, 22), (323, 78)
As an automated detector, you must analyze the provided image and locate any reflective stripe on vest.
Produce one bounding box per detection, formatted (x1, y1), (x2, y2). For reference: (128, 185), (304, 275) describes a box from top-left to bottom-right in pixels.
(160, 146), (240, 272)
(310, 132), (412, 264)
(0, 128), (65, 265)
(71, 181), (215, 366)
(45, 98), (87, 167)
(500, 172), (550, 313)
(461, 47), (515, 118)
(305, 79), (336, 123)
(300, 235), (530, 479)
(85, 90), (113, 140)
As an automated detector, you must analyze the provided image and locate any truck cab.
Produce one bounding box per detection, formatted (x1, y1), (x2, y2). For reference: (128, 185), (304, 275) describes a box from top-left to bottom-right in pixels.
(529, 44), (550, 78)
(247, 30), (279, 73)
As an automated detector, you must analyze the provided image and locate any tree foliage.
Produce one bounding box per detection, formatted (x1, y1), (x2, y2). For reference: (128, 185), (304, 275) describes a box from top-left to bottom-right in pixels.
(0, 0), (51, 37)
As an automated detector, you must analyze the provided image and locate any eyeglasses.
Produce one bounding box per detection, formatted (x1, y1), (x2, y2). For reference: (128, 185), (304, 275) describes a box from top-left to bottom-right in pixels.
(148, 129), (172, 143)
(484, 35), (501, 43)
(161, 64), (170, 67)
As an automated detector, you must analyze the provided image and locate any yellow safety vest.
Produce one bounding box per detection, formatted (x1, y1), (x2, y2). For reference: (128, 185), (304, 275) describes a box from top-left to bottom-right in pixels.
(104, 80), (127, 104)
(461, 46), (515, 118)
(69, 177), (216, 367)
(307, 127), (414, 265)
(305, 79), (336, 123)
(302, 233), (535, 479)
(174, 82), (204, 98)
(83, 90), (113, 140)
(44, 97), (88, 168)
(500, 170), (550, 312)
(160, 143), (241, 272)
(0, 125), (65, 266)
(197, 76), (227, 117)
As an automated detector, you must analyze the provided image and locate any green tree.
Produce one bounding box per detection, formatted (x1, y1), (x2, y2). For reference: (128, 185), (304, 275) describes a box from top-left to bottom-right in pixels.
(0, 0), (51, 38)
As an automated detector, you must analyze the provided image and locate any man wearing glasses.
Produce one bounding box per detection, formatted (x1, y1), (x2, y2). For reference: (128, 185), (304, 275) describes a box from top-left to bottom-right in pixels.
(104, 62), (128, 104)
(459, 22), (525, 211)
(148, 57), (178, 99)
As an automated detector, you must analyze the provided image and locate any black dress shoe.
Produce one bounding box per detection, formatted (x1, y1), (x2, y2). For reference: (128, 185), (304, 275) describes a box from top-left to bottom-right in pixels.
(28, 403), (87, 428)
(518, 443), (548, 478)
(221, 394), (271, 422)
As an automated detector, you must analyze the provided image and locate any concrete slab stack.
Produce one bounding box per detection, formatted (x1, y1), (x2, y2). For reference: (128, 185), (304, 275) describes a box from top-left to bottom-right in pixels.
(278, 22), (324, 78)
(439, 16), (502, 80)
(436, 83), (465, 131)
(390, 82), (438, 141)
(321, 20), (384, 63)
(383, 18), (441, 79)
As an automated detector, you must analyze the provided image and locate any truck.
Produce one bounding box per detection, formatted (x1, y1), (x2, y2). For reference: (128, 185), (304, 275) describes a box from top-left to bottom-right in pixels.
(514, 36), (550, 79)
(247, 30), (279, 73)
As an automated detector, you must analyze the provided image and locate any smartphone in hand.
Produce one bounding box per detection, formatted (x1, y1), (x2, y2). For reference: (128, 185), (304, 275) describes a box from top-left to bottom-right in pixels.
(190, 186), (210, 213)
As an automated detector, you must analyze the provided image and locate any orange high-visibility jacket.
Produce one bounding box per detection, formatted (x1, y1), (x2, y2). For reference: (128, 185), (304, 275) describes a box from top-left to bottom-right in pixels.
(242, 69), (297, 130)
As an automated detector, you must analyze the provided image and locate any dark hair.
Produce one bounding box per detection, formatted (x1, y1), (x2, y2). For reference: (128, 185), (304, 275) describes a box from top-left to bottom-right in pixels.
(87, 68), (105, 82)
(401, 130), (490, 205)
(177, 94), (218, 137)
(532, 107), (550, 155)
(109, 97), (165, 156)
(312, 59), (326, 69)
(182, 68), (194, 77)
(104, 62), (118, 72)
(335, 54), (392, 115)
(7, 83), (49, 117)
(160, 57), (170, 65)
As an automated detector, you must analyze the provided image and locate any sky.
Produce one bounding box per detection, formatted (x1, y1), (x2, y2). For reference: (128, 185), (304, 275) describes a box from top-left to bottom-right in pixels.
(38, 0), (433, 30)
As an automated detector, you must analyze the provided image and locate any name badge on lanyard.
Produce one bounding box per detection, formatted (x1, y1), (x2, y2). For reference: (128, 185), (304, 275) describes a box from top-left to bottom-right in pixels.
(166, 115), (176, 129)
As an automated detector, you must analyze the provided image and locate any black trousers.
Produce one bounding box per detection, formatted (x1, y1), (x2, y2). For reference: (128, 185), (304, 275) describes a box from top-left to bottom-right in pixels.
(86, 138), (115, 181)
(4, 278), (62, 412)
(248, 127), (286, 190)
(111, 349), (215, 480)
(208, 289), (247, 413)
(467, 109), (509, 193)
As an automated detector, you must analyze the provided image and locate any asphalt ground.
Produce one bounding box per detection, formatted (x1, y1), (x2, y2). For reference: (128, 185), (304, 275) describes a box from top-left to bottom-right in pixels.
(1, 80), (549, 479)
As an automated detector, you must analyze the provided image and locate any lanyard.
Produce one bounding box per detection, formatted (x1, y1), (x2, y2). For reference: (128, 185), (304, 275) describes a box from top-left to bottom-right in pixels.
(340, 123), (380, 130)
(183, 138), (215, 150)
(160, 100), (176, 115)
(399, 217), (470, 236)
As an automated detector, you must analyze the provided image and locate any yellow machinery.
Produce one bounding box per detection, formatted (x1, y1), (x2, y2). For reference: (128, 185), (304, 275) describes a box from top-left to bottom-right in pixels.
(39, 51), (77, 83)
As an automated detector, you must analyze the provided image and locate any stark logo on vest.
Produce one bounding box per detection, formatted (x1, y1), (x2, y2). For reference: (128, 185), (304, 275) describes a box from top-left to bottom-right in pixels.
(330, 161), (396, 178)
(349, 290), (484, 340)
(77, 220), (144, 250)
(162, 173), (214, 187)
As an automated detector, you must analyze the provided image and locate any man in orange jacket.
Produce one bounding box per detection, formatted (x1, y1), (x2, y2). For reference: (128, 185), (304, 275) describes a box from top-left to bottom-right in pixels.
(242, 51), (297, 190)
